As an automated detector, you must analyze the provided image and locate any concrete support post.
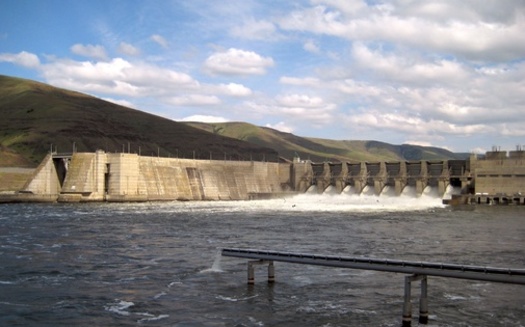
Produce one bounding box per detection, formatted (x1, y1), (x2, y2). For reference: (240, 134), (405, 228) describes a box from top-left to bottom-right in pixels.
(416, 179), (427, 196)
(419, 276), (429, 324)
(336, 162), (349, 193)
(354, 180), (365, 194)
(395, 178), (406, 196)
(248, 262), (255, 285)
(402, 274), (429, 327)
(402, 275), (413, 327)
(437, 179), (449, 198)
(374, 179), (385, 196)
(247, 260), (274, 285)
(268, 261), (275, 283)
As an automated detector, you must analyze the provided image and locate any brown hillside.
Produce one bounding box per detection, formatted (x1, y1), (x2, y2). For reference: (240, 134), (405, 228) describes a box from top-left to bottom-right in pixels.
(0, 75), (278, 167)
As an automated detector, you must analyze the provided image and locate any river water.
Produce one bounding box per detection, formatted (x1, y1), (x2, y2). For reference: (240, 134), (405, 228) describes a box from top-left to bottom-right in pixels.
(0, 189), (524, 326)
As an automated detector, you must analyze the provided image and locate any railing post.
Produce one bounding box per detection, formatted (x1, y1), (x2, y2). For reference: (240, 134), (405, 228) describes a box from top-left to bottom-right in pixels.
(419, 276), (429, 324)
(402, 275), (413, 327)
(268, 261), (275, 283)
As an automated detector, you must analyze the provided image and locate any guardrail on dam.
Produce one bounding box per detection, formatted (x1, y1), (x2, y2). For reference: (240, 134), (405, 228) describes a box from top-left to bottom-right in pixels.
(3, 149), (524, 203)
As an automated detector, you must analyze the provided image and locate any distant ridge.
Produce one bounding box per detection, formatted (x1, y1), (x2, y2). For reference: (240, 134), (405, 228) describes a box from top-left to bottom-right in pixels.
(185, 122), (469, 162)
(0, 75), (277, 166)
(0, 75), (468, 167)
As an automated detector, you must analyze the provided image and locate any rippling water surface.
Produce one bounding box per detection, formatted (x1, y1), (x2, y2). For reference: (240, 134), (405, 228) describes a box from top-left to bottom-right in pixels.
(0, 191), (524, 326)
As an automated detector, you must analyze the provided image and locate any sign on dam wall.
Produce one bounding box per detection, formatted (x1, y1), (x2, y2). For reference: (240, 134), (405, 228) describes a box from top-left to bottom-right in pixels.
(2, 149), (524, 204)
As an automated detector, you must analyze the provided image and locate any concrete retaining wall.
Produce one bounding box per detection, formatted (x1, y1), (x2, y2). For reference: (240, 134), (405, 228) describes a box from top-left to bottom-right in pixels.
(51, 153), (289, 202)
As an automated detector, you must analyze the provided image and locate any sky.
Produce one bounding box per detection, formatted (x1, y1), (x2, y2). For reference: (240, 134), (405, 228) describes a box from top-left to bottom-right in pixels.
(1, 0), (524, 153)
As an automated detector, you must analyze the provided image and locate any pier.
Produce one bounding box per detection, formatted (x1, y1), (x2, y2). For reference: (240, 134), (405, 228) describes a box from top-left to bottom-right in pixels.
(222, 248), (525, 326)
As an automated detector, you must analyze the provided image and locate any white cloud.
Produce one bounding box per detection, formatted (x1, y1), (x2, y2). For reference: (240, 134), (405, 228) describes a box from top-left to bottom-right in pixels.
(230, 18), (277, 40)
(279, 2), (525, 62)
(217, 83), (252, 97)
(403, 140), (433, 147)
(265, 121), (294, 133)
(167, 95), (221, 106)
(70, 44), (108, 61)
(150, 34), (169, 48)
(102, 97), (136, 108)
(243, 94), (336, 127)
(204, 48), (274, 76)
(334, 79), (382, 97)
(118, 42), (140, 56)
(343, 110), (490, 137)
(180, 115), (229, 123)
(470, 147), (487, 154)
(41, 57), (199, 97)
(0, 51), (40, 68)
(280, 76), (321, 87)
(276, 94), (325, 108)
(350, 43), (469, 86)
(303, 39), (320, 53)
(311, 0), (367, 15)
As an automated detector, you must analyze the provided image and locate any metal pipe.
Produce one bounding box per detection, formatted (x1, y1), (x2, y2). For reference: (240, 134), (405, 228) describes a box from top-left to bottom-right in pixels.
(222, 248), (525, 285)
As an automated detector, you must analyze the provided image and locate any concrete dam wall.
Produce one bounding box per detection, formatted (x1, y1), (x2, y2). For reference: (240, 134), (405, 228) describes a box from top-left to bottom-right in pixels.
(5, 149), (524, 204)
(46, 151), (289, 202)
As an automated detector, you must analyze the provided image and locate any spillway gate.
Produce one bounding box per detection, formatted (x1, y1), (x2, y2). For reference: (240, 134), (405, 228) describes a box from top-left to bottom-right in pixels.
(221, 248), (525, 327)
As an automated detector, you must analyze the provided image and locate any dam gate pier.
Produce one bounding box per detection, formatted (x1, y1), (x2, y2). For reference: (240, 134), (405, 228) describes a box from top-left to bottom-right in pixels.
(291, 159), (470, 198)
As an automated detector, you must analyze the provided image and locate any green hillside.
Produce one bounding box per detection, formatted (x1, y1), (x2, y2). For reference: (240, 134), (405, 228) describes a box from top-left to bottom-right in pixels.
(186, 122), (469, 162)
(0, 75), (278, 167)
(0, 74), (468, 168)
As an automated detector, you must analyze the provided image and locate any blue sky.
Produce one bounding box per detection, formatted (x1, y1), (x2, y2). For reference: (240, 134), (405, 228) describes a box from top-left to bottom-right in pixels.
(1, 0), (524, 153)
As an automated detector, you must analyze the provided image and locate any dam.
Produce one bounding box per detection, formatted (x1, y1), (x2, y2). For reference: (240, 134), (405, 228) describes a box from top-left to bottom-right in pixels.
(2, 148), (525, 204)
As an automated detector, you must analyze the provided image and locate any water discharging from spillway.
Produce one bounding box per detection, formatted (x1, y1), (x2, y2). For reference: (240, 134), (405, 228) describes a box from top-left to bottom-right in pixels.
(294, 184), (454, 212)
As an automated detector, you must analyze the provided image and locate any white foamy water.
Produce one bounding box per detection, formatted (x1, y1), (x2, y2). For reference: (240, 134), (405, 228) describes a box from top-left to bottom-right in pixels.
(95, 185), (455, 216)
(200, 249), (223, 273)
(105, 300), (134, 316)
(135, 185), (448, 214)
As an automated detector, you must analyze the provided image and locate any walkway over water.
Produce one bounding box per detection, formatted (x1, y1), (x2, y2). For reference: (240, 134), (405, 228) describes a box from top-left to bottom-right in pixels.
(222, 248), (525, 326)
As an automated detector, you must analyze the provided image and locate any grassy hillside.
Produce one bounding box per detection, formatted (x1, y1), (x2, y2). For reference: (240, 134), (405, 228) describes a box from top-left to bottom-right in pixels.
(186, 122), (469, 162)
(0, 75), (278, 167)
(0, 74), (468, 169)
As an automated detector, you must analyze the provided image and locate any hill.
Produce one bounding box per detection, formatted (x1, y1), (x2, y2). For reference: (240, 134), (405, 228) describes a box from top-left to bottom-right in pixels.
(0, 75), (278, 167)
(0, 75), (468, 169)
(185, 122), (469, 162)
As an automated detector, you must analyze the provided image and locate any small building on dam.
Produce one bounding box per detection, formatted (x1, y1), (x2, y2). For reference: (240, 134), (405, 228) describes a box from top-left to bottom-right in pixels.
(2, 148), (524, 204)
